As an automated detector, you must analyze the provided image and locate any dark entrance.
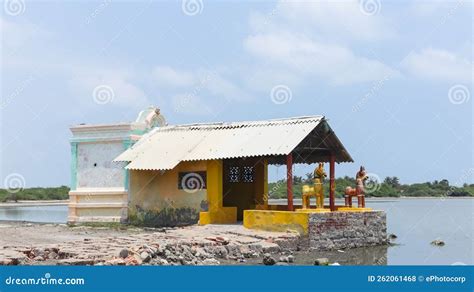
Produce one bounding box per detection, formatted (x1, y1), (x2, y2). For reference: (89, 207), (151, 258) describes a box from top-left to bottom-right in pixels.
(222, 158), (266, 221)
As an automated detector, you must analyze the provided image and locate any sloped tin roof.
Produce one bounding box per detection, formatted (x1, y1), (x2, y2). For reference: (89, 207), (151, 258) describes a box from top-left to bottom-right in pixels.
(114, 115), (352, 170)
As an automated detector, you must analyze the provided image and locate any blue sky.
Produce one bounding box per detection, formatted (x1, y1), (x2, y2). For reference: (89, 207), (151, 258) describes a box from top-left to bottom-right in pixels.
(1, 0), (472, 187)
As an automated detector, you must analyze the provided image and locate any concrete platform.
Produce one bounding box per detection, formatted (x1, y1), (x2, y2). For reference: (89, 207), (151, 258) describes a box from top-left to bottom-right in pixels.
(243, 209), (387, 251)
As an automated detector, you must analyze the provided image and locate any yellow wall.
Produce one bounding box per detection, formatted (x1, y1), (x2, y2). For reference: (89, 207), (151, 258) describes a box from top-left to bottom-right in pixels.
(129, 161), (207, 226)
(243, 210), (310, 235)
(199, 160), (237, 224)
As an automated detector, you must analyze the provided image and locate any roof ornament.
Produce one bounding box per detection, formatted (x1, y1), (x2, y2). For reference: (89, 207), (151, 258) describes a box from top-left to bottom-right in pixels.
(135, 106), (167, 129)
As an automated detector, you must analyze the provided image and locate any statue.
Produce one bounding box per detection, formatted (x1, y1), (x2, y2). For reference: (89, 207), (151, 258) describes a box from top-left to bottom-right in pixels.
(135, 106), (167, 129)
(344, 166), (368, 208)
(302, 163), (326, 209)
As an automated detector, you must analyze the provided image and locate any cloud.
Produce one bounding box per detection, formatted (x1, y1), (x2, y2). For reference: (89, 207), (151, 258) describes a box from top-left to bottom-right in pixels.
(152, 66), (251, 104)
(402, 48), (472, 83)
(69, 68), (149, 109)
(171, 94), (214, 116)
(242, 1), (399, 89)
(249, 0), (393, 41)
(244, 32), (398, 85)
(2, 19), (149, 109)
(1, 18), (52, 50)
(152, 66), (196, 87)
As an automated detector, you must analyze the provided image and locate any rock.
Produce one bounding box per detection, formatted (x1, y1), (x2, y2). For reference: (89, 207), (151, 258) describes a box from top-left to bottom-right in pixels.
(263, 253), (276, 266)
(32, 248), (44, 258)
(202, 258), (220, 265)
(57, 259), (96, 265)
(215, 236), (229, 245)
(239, 246), (253, 258)
(48, 251), (58, 260)
(156, 258), (169, 265)
(330, 262), (340, 266)
(33, 256), (44, 261)
(287, 255), (294, 263)
(125, 255), (141, 266)
(119, 249), (129, 259)
(260, 242), (280, 253)
(275, 262), (289, 266)
(314, 258), (329, 266)
(104, 258), (125, 266)
(279, 256), (289, 263)
(431, 240), (445, 246)
(140, 251), (151, 263)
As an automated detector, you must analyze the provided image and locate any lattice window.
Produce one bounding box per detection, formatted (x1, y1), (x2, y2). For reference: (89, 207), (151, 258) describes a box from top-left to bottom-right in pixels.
(242, 166), (254, 183)
(229, 166), (240, 183)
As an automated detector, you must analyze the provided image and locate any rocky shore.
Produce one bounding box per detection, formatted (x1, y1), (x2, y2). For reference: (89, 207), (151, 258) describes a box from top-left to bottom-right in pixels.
(0, 222), (301, 266)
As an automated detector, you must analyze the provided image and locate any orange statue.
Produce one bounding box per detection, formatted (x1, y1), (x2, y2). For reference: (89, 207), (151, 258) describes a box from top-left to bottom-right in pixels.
(344, 166), (368, 208)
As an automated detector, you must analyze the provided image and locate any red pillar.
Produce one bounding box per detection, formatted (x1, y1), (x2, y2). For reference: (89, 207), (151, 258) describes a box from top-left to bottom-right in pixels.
(329, 153), (336, 211)
(286, 153), (294, 211)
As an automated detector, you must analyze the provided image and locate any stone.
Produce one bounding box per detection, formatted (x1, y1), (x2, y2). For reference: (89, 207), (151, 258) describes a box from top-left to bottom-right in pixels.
(202, 258), (220, 265)
(287, 255), (295, 263)
(308, 211), (387, 251)
(314, 258), (329, 266)
(57, 259), (96, 265)
(140, 251), (151, 263)
(119, 249), (129, 259)
(431, 240), (445, 246)
(48, 251), (58, 259)
(279, 256), (289, 263)
(263, 253), (276, 266)
(215, 236), (229, 245)
(157, 258), (169, 265)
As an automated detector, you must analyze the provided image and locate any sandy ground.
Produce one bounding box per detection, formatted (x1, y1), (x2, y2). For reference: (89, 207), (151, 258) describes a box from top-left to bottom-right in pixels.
(0, 221), (299, 265)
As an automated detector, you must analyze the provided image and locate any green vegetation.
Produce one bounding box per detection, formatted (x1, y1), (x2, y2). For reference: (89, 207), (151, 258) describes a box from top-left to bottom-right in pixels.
(0, 186), (69, 202)
(268, 175), (474, 199)
(0, 178), (472, 202)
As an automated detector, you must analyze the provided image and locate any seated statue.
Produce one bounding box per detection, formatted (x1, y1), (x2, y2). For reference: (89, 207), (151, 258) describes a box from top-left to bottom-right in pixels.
(302, 163), (326, 209)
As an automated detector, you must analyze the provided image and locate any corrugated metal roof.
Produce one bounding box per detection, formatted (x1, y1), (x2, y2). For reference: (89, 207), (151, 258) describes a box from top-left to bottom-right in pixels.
(114, 115), (351, 170)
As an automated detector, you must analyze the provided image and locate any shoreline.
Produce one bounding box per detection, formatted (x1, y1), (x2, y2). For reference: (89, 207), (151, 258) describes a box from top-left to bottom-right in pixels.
(0, 196), (472, 208)
(0, 200), (68, 207)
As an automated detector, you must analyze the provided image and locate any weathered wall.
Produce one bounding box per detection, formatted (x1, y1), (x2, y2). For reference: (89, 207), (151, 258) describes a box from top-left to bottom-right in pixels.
(129, 161), (207, 227)
(76, 142), (126, 188)
(307, 211), (387, 250)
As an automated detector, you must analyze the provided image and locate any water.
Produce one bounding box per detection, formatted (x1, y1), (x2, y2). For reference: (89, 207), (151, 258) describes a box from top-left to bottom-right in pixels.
(270, 198), (473, 265)
(0, 198), (472, 265)
(0, 205), (68, 223)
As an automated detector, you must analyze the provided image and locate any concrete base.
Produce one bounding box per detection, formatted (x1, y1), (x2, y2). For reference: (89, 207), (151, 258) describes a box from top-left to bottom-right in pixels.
(243, 209), (387, 251)
(306, 211), (387, 250)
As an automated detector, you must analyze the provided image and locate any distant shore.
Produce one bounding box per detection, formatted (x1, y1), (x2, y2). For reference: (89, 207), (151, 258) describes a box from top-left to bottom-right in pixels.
(0, 196), (472, 208)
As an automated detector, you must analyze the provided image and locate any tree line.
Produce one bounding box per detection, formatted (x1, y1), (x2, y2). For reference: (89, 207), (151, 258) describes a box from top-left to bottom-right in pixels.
(268, 175), (474, 199)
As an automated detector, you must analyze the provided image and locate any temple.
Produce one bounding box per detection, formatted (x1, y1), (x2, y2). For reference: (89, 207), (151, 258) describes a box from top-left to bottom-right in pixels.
(68, 108), (387, 250)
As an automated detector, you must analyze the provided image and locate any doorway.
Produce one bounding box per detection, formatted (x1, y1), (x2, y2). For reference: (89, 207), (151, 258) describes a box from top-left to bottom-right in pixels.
(222, 158), (265, 221)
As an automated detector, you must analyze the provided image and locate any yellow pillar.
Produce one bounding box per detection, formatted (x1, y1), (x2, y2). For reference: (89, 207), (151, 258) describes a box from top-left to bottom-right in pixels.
(199, 160), (237, 224)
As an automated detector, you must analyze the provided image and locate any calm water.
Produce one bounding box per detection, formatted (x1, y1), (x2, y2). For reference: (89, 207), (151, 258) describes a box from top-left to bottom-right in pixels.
(0, 198), (472, 265)
(0, 205), (67, 223)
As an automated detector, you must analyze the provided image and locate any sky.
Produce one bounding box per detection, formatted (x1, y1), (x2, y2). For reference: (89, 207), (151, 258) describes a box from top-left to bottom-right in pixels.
(1, 0), (472, 188)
